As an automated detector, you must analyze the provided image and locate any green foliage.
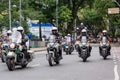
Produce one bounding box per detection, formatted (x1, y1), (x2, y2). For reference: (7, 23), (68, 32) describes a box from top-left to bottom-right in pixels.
(115, 29), (120, 37)
(0, 0), (120, 37)
(59, 6), (72, 22)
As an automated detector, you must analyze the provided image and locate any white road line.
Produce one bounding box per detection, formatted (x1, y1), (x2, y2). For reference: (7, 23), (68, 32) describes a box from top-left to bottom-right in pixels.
(30, 64), (40, 67)
(114, 65), (119, 80)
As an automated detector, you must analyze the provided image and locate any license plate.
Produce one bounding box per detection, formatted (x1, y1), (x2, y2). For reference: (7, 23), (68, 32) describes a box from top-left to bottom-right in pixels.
(49, 51), (54, 53)
(103, 48), (106, 50)
(82, 50), (86, 51)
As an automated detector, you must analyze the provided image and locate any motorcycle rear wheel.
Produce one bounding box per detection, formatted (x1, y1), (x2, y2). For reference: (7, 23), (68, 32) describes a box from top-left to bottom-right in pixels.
(21, 63), (28, 68)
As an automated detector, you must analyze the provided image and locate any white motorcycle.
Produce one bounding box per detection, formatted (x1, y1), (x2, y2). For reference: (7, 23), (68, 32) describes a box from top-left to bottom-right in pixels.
(75, 37), (91, 62)
(1, 43), (9, 62)
(6, 43), (33, 71)
(46, 35), (62, 66)
(99, 37), (110, 59)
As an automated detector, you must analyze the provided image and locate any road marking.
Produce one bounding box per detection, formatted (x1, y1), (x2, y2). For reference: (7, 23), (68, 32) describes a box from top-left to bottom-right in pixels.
(30, 64), (40, 67)
(114, 65), (119, 80)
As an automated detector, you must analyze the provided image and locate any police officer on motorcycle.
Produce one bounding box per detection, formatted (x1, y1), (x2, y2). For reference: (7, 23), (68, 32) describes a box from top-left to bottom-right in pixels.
(78, 29), (92, 56)
(50, 27), (62, 59)
(99, 30), (111, 55)
(6, 30), (12, 43)
(17, 26), (29, 60)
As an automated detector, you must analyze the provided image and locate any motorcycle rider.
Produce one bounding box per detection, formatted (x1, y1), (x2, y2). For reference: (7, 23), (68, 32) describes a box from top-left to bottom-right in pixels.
(17, 26), (29, 60)
(78, 29), (92, 56)
(63, 34), (71, 51)
(76, 27), (80, 36)
(99, 30), (111, 55)
(49, 27), (62, 59)
(66, 34), (72, 45)
(6, 30), (12, 43)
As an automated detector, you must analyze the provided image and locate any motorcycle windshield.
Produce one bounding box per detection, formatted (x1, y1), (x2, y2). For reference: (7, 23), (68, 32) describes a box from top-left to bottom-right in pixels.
(11, 31), (22, 43)
(81, 36), (87, 44)
(102, 37), (107, 44)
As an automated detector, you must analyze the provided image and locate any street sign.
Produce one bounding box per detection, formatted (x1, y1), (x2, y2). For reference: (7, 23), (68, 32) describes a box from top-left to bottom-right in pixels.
(108, 8), (120, 14)
(27, 33), (32, 39)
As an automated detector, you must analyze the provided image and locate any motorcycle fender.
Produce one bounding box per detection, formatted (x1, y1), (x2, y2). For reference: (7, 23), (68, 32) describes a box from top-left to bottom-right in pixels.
(46, 53), (53, 60)
(7, 52), (17, 62)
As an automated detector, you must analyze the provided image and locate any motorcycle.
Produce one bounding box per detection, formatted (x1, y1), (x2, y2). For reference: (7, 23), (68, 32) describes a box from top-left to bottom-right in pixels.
(6, 43), (33, 71)
(46, 35), (62, 66)
(76, 37), (91, 62)
(99, 38), (110, 59)
(75, 40), (80, 52)
(64, 44), (74, 55)
(1, 43), (9, 62)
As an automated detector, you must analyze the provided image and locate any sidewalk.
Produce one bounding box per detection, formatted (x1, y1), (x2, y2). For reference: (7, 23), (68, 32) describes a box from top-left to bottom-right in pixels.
(30, 47), (47, 52)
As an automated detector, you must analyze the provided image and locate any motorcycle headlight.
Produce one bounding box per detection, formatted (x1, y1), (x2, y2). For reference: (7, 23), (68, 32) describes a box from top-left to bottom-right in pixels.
(10, 43), (15, 49)
(65, 45), (69, 48)
(82, 43), (86, 45)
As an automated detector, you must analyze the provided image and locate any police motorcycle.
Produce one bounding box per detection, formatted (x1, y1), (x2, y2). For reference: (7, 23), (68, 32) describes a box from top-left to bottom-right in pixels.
(46, 35), (62, 66)
(99, 37), (110, 59)
(1, 42), (9, 62)
(64, 42), (74, 55)
(6, 34), (33, 71)
(76, 37), (91, 62)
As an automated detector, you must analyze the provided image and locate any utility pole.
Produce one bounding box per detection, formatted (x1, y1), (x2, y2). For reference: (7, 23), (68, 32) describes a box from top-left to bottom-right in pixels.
(56, 0), (58, 28)
(75, 19), (77, 40)
(19, 0), (22, 26)
(9, 0), (11, 30)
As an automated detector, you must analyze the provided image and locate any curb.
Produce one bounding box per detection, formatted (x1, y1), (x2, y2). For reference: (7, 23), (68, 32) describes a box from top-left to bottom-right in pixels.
(30, 47), (47, 52)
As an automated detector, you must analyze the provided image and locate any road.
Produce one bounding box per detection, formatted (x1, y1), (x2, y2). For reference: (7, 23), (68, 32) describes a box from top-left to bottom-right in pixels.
(0, 44), (120, 80)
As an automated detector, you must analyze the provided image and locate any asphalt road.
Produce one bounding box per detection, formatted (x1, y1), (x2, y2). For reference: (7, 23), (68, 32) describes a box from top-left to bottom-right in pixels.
(0, 44), (120, 80)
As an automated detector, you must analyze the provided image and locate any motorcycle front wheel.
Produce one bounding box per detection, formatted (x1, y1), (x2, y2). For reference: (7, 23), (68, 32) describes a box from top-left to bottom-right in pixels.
(1, 53), (6, 62)
(48, 54), (54, 66)
(6, 59), (15, 71)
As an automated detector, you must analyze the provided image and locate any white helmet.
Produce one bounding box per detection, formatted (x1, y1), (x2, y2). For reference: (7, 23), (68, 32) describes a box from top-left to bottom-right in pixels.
(12, 28), (17, 31)
(64, 36), (67, 38)
(85, 27), (87, 30)
(52, 27), (57, 31)
(76, 27), (79, 30)
(7, 30), (12, 34)
(81, 29), (87, 32)
(17, 26), (24, 31)
(102, 30), (107, 33)
(81, 22), (83, 25)
(67, 34), (71, 36)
